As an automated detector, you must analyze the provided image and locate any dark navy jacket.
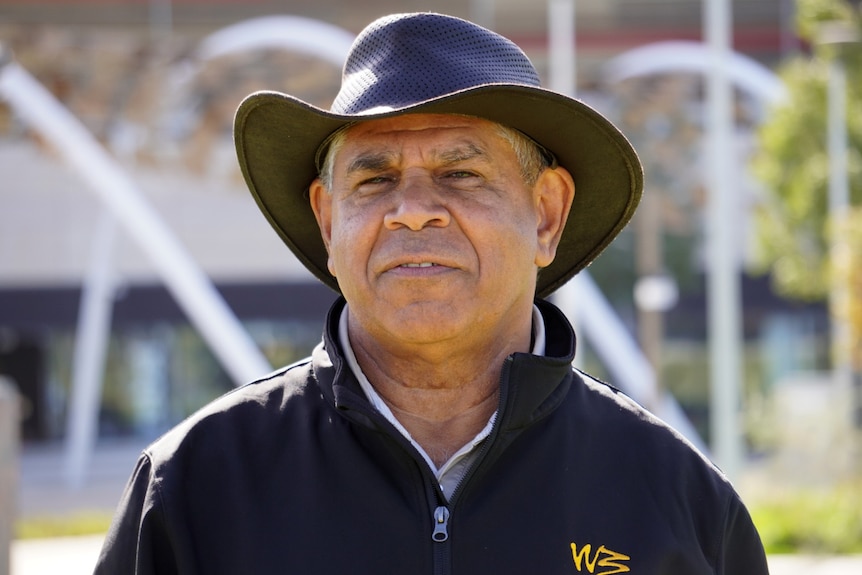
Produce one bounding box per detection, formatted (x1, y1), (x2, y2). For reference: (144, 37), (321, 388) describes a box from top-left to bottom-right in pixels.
(95, 298), (768, 574)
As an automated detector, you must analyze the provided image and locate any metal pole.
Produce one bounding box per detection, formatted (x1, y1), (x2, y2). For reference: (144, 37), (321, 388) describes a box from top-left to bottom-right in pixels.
(63, 210), (117, 488)
(470, 0), (495, 29)
(0, 377), (19, 575)
(635, 186), (665, 411)
(149, 0), (173, 44)
(0, 52), (271, 386)
(548, 0), (576, 97)
(704, 0), (744, 479)
(827, 56), (853, 425)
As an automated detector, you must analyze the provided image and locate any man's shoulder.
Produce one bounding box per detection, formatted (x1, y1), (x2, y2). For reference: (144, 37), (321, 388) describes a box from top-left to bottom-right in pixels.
(143, 357), (321, 464)
(565, 370), (764, 570)
(568, 369), (653, 422)
(569, 369), (729, 485)
(192, 356), (319, 418)
(571, 369), (692, 435)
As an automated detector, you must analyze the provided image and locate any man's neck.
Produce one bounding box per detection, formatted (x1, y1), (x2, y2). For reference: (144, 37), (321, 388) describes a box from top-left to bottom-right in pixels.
(346, 311), (532, 468)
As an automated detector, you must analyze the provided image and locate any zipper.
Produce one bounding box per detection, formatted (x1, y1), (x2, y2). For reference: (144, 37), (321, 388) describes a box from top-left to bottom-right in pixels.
(336, 358), (514, 573)
(432, 506), (450, 542)
(431, 505), (451, 575)
(428, 358), (513, 575)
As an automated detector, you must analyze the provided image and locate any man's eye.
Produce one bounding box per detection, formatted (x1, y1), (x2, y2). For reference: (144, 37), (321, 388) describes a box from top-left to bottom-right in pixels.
(359, 176), (392, 186)
(446, 171), (478, 179)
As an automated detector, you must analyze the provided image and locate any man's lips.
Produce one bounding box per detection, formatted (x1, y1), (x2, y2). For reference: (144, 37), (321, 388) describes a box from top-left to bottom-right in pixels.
(379, 258), (457, 276)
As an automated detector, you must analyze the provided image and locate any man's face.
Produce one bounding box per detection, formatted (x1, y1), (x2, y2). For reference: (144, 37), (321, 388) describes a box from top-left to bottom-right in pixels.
(310, 114), (573, 350)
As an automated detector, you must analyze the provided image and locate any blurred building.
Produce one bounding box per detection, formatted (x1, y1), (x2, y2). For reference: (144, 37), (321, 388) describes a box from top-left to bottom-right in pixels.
(0, 0), (828, 445)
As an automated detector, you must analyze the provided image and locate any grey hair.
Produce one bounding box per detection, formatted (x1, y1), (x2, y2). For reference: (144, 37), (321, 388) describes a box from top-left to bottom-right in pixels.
(316, 123), (353, 191)
(492, 123), (555, 187)
(316, 117), (554, 191)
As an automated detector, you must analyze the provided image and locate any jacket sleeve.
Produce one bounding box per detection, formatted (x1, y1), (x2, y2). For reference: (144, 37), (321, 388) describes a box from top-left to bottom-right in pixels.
(718, 495), (770, 575)
(93, 453), (180, 575)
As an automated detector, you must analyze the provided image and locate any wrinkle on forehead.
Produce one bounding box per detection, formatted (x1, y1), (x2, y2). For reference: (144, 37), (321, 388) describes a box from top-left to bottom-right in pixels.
(344, 139), (491, 176)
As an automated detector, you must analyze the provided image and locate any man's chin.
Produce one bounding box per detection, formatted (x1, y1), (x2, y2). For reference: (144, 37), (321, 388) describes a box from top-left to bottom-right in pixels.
(374, 301), (470, 343)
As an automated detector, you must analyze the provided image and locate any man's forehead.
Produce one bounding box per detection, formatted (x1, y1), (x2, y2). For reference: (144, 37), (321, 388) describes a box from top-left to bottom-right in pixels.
(336, 114), (502, 163)
(343, 141), (488, 176)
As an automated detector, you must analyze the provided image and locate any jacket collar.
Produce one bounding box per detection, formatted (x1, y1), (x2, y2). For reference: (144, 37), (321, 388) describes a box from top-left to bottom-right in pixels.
(313, 297), (576, 432)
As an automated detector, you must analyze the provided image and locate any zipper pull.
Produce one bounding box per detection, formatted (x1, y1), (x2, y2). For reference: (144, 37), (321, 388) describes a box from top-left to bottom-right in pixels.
(432, 506), (450, 542)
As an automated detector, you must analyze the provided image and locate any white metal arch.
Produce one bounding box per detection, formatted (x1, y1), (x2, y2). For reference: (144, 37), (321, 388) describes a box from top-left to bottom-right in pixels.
(195, 15), (355, 67)
(164, 15), (356, 151)
(604, 40), (787, 104)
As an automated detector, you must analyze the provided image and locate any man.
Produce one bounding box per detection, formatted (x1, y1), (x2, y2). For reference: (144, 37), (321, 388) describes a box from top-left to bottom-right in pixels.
(96, 12), (769, 574)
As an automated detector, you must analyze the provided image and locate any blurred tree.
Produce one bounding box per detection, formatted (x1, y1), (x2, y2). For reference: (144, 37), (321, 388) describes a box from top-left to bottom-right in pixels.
(752, 0), (861, 350)
(834, 210), (862, 374)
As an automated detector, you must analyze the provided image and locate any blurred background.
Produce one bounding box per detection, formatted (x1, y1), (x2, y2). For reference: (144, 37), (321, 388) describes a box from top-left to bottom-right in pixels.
(0, 0), (860, 572)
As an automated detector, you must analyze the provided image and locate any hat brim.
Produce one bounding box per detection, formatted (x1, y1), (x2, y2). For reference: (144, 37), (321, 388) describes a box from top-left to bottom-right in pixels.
(234, 84), (643, 299)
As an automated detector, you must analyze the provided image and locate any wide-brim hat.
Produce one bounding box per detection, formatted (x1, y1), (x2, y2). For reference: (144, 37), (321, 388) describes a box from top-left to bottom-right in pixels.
(234, 12), (643, 299)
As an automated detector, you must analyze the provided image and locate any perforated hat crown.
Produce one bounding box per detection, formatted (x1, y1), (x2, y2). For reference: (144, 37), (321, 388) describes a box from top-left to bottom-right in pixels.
(234, 12), (643, 298)
(332, 13), (541, 113)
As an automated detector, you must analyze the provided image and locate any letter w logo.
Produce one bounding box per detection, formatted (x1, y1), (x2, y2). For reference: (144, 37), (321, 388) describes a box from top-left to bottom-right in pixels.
(570, 542), (631, 574)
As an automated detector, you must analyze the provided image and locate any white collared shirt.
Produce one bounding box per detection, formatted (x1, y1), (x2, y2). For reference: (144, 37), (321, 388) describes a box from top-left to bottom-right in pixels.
(338, 305), (546, 500)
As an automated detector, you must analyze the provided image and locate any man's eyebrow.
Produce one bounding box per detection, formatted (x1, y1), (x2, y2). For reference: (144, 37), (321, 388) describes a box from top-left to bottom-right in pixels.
(346, 151), (396, 175)
(437, 142), (487, 165)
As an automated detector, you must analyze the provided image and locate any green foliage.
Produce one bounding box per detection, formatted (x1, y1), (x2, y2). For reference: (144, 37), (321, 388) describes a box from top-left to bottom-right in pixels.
(15, 512), (113, 539)
(752, 59), (831, 298)
(797, 0), (861, 42)
(749, 482), (862, 554)
(835, 208), (862, 363)
(752, 0), (862, 300)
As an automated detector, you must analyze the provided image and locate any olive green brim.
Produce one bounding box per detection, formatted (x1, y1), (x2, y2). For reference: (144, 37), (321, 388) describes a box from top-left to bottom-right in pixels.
(234, 84), (643, 299)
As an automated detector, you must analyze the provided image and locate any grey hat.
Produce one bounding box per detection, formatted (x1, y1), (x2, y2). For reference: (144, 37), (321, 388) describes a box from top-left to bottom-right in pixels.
(234, 12), (643, 298)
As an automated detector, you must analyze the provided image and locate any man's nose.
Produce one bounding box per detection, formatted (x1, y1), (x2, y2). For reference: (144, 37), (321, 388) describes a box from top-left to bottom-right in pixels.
(383, 176), (451, 231)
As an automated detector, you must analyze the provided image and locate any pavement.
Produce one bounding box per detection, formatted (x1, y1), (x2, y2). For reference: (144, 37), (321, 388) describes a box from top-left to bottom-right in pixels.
(9, 439), (141, 575)
(12, 534), (105, 575)
(15, 440), (142, 520)
(8, 440), (862, 574)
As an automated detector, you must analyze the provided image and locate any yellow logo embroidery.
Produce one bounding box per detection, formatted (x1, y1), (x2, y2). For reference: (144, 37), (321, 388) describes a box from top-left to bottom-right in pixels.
(570, 542), (631, 574)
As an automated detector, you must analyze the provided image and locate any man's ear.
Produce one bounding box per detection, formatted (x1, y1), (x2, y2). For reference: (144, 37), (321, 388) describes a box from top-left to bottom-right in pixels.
(533, 165), (575, 269)
(308, 178), (336, 277)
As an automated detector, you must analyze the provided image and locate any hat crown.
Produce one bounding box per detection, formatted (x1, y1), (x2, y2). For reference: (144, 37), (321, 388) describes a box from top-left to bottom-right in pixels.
(332, 13), (540, 115)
